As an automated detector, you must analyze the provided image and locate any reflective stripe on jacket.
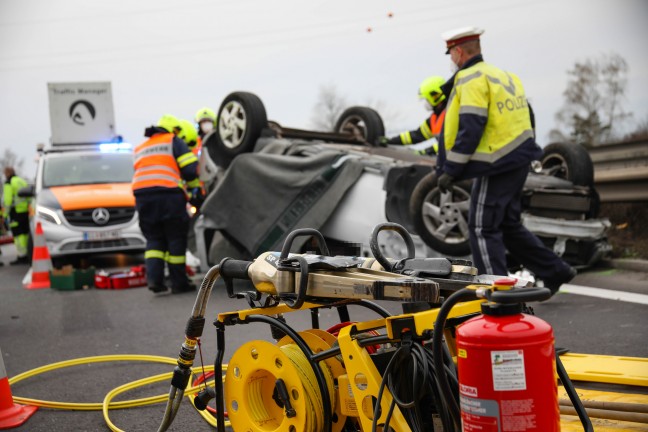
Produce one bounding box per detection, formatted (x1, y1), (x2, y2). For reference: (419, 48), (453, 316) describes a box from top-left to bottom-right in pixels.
(132, 133), (183, 191)
(441, 59), (541, 179)
(397, 110), (446, 147)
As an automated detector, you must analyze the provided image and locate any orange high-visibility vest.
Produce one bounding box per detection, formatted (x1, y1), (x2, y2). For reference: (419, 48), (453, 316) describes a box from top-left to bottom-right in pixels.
(132, 133), (182, 191)
(429, 110), (446, 137)
(191, 136), (202, 156)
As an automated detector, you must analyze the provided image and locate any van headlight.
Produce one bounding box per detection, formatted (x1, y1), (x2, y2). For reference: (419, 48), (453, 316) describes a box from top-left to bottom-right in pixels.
(36, 205), (62, 225)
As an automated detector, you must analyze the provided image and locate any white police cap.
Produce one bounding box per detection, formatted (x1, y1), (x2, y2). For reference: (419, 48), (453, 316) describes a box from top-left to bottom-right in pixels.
(442, 26), (484, 54)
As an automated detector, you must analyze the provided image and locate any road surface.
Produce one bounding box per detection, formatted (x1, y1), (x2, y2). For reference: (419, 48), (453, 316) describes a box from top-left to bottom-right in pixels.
(1, 244), (646, 431)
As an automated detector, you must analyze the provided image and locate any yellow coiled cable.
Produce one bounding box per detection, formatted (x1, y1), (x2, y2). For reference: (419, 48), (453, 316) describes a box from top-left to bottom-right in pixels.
(7, 354), (230, 431)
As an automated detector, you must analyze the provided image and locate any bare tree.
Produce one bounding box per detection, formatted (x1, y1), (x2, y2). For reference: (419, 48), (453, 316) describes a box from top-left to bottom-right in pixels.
(624, 115), (648, 141)
(0, 148), (24, 175)
(310, 84), (348, 131)
(550, 53), (631, 148)
(310, 84), (403, 132)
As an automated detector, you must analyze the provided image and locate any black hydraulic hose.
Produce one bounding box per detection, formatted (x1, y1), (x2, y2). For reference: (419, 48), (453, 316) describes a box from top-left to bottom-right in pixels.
(431, 288), (478, 431)
(556, 353), (594, 432)
(357, 299), (392, 318)
(158, 264), (223, 432)
(215, 323), (226, 432)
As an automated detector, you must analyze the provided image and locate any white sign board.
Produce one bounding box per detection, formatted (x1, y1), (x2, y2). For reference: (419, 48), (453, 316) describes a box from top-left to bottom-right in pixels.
(48, 82), (116, 145)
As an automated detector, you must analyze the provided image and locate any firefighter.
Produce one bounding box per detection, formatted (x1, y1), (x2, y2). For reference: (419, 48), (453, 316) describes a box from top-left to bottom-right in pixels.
(435, 26), (576, 293)
(377, 76), (448, 155)
(132, 114), (201, 294)
(179, 119), (201, 156)
(3, 167), (30, 265)
(178, 119), (205, 208)
(195, 107), (217, 140)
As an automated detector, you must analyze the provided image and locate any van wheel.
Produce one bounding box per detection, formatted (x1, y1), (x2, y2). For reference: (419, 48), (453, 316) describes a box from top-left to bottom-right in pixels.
(334, 107), (385, 145)
(409, 172), (473, 256)
(205, 92), (268, 168)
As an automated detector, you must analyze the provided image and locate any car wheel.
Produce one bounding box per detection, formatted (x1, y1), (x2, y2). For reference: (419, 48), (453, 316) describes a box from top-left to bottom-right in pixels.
(409, 172), (473, 256)
(334, 106), (385, 145)
(541, 142), (594, 186)
(205, 91), (268, 168)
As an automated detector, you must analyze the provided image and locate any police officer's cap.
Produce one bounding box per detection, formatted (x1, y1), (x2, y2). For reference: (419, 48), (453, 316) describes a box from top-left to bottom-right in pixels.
(442, 26), (484, 54)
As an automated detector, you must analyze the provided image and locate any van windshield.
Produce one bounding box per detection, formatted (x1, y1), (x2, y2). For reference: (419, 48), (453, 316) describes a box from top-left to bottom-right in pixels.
(43, 153), (134, 187)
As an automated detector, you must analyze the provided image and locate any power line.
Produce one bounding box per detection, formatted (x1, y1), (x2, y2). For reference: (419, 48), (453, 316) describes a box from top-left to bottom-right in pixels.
(0, 0), (546, 72)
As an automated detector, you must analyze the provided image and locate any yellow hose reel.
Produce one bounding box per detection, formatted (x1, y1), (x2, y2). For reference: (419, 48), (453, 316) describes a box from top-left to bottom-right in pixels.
(225, 330), (348, 432)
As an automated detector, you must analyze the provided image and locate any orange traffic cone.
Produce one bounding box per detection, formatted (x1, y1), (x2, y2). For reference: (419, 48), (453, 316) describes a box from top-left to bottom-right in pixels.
(25, 222), (52, 290)
(0, 347), (37, 429)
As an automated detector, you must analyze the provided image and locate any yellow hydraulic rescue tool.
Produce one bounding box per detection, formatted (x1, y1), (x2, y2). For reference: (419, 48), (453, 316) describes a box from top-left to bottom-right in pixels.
(157, 225), (648, 432)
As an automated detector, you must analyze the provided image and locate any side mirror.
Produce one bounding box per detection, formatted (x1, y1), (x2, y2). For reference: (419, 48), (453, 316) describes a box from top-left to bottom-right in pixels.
(18, 185), (35, 198)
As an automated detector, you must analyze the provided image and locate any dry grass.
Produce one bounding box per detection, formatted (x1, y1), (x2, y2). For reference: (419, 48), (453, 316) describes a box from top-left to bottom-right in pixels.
(599, 202), (648, 259)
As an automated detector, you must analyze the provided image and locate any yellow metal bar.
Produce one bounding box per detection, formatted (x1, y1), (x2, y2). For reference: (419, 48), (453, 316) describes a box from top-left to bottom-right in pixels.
(385, 300), (484, 339)
(337, 325), (411, 431)
(560, 353), (648, 387)
(559, 386), (648, 431)
(216, 301), (322, 323)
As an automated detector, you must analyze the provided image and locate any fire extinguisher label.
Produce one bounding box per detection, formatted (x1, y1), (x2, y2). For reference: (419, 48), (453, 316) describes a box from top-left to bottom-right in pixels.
(460, 395), (501, 431)
(491, 350), (526, 391)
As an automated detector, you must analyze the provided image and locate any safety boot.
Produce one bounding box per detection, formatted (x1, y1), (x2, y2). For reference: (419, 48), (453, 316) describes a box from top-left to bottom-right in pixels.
(544, 266), (577, 295)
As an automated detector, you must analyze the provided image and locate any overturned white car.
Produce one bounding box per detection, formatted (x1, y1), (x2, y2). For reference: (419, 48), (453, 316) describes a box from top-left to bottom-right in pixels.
(193, 92), (610, 273)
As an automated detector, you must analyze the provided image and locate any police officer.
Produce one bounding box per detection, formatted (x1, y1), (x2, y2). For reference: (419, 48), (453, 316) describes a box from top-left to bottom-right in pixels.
(435, 27), (576, 293)
(132, 114), (201, 294)
(378, 76), (448, 155)
(3, 167), (31, 265)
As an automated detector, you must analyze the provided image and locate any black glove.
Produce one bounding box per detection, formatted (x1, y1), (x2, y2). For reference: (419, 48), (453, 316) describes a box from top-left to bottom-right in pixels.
(437, 173), (455, 193)
(375, 136), (390, 147)
(189, 187), (205, 208)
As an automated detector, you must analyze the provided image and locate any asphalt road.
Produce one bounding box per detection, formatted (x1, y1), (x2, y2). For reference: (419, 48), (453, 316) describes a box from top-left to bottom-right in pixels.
(1, 244), (647, 431)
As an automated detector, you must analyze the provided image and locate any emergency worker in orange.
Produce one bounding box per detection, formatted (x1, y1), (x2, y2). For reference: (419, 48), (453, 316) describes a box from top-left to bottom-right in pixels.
(178, 119), (206, 209)
(132, 114), (200, 294)
(377, 76), (448, 155)
(179, 119), (201, 157)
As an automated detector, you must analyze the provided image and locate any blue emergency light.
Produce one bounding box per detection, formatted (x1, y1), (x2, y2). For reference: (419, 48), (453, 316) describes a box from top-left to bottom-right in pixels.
(98, 142), (132, 152)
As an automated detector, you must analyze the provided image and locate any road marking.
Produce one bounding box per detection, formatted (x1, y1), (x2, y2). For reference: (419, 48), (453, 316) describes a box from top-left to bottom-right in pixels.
(559, 283), (648, 305)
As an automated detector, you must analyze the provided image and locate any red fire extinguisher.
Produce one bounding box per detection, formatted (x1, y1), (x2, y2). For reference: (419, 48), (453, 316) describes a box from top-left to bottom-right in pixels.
(455, 278), (560, 432)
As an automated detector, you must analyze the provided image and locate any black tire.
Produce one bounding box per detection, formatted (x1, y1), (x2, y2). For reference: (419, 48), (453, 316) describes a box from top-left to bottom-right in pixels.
(541, 143), (594, 187)
(409, 172), (473, 256)
(206, 91), (268, 169)
(334, 106), (385, 145)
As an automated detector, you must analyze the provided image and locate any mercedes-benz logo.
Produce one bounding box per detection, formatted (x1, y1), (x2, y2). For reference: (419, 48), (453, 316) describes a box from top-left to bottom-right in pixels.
(92, 208), (110, 225)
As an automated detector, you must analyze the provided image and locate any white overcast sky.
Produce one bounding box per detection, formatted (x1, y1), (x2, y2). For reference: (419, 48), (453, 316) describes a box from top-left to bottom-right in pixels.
(1, 0), (647, 178)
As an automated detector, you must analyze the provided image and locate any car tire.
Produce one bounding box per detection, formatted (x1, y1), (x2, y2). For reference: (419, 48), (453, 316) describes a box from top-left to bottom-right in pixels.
(334, 106), (385, 145)
(205, 91), (268, 168)
(409, 172), (473, 256)
(541, 142), (594, 187)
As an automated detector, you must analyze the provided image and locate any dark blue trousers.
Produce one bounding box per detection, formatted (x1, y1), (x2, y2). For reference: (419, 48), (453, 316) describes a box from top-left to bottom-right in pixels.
(468, 164), (571, 279)
(135, 190), (190, 290)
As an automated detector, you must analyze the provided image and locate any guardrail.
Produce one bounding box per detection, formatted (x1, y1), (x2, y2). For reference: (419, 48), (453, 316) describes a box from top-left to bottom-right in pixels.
(589, 138), (648, 202)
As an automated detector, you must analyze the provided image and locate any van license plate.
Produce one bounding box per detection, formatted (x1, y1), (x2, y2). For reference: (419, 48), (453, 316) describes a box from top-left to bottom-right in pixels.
(84, 230), (122, 241)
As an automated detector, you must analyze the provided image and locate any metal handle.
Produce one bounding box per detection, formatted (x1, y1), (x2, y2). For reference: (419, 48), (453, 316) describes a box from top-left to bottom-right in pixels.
(369, 222), (416, 271)
(279, 228), (330, 259)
